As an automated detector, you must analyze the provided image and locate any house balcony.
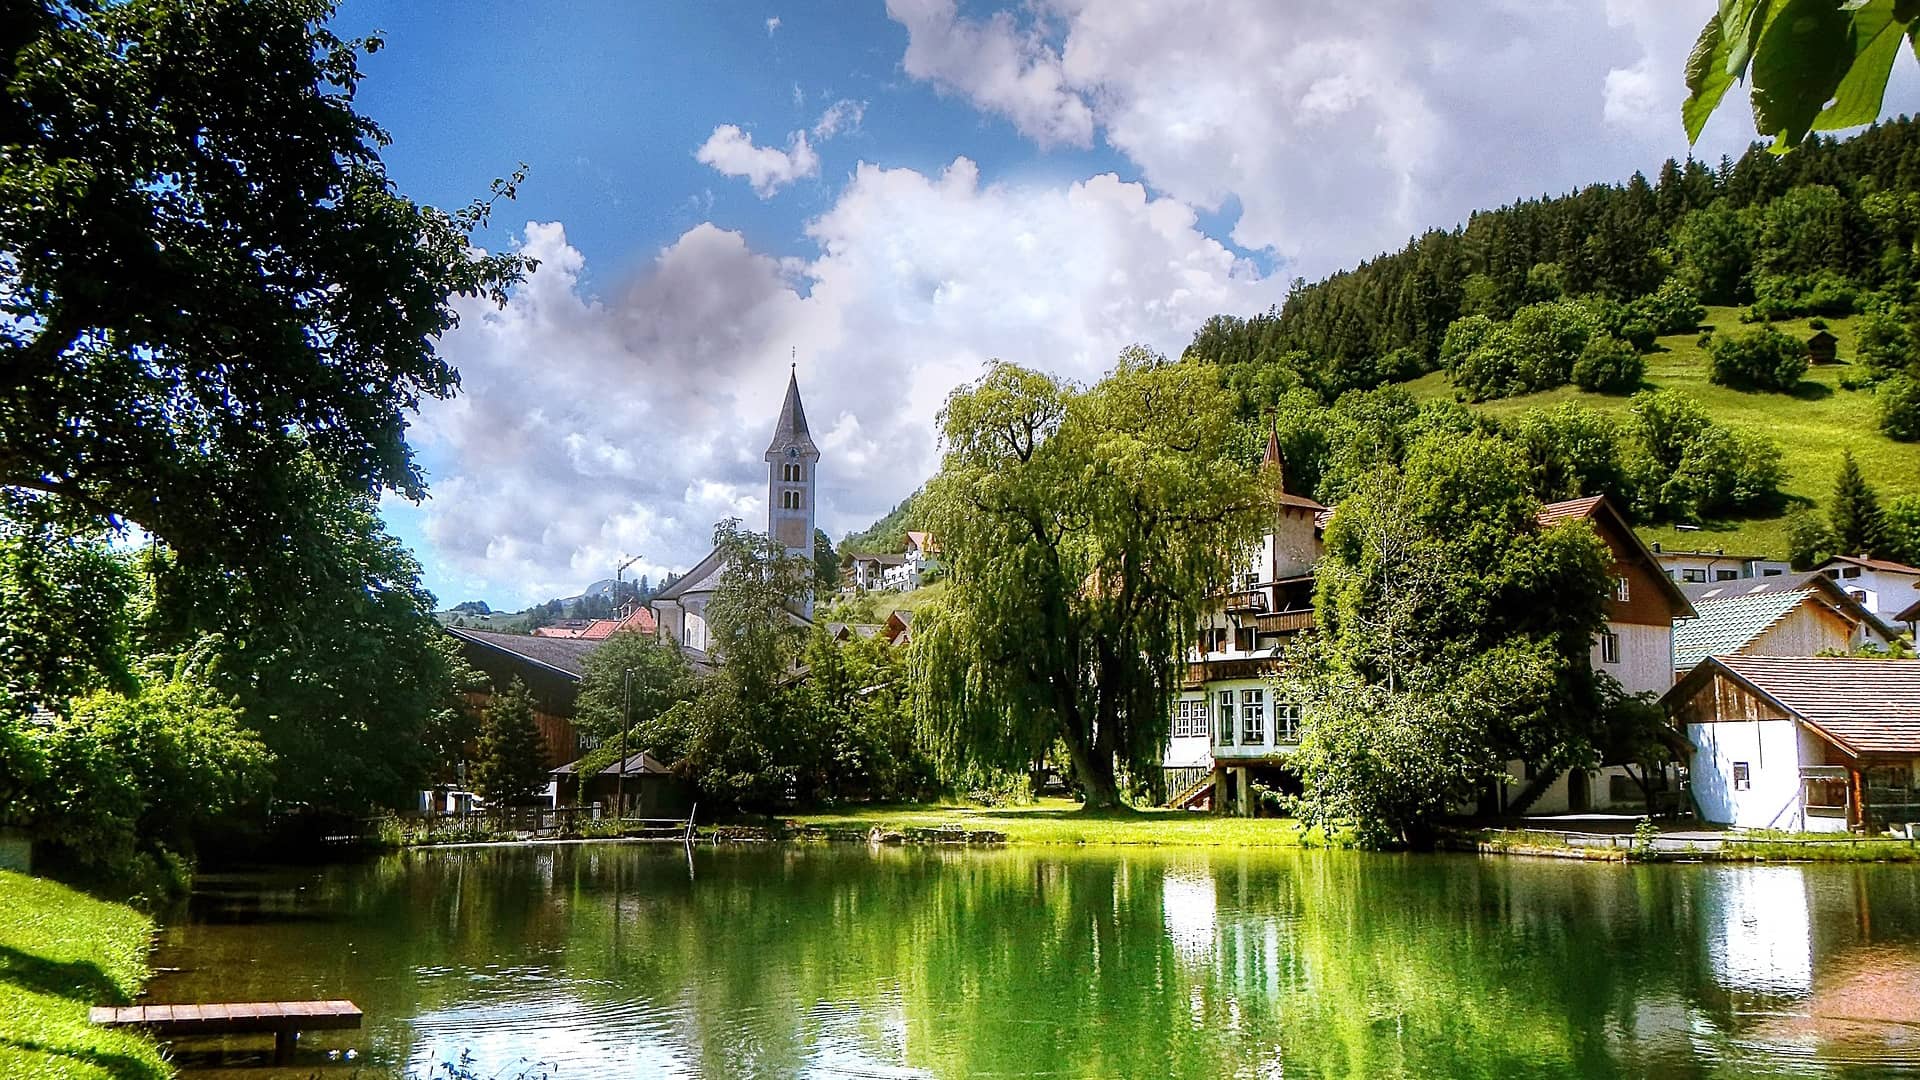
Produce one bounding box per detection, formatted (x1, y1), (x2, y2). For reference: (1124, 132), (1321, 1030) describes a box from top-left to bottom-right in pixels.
(1223, 589), (1268, 615)
(1254, 609), (1314, 634)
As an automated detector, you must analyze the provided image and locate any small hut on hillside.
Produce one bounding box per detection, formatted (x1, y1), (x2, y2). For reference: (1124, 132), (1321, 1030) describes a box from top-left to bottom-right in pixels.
(1807, 328), (1839, 365)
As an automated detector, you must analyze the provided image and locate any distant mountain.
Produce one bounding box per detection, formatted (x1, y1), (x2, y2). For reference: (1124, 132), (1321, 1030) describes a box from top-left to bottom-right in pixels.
(451, 600), (492, 614)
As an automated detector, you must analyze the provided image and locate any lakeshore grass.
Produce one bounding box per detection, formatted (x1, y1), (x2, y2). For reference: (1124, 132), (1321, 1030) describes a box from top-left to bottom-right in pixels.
(790, 797), (1318, 846)
(1405, 307), (1918, 560)
(0, 870), (169, 1080)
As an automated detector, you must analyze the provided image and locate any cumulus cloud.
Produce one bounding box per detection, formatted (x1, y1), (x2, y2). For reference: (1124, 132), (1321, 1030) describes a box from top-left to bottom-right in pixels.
(695, 124), (820, 196)
(765, 15), (780, 36)
(880, 0), (1861, 276)
(414, 165), (1272, 605)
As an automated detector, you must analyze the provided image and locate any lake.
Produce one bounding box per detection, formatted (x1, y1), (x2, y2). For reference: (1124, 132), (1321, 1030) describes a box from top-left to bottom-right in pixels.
(152, 843), (1920, 1078)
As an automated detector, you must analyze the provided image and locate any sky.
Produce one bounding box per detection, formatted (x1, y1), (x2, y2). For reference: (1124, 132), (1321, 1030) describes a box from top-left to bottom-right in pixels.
(338, 0), (1920, 610)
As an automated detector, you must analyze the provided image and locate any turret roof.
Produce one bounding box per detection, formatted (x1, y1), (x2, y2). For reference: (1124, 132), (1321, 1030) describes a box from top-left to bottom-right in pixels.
(766, 367), (820, 458)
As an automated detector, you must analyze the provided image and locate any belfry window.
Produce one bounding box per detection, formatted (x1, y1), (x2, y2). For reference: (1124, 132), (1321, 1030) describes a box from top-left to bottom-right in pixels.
(782, 490), (802, 510)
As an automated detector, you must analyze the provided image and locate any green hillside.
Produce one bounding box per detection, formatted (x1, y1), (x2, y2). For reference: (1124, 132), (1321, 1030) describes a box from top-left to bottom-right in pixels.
(1404, 307), (1916, 558)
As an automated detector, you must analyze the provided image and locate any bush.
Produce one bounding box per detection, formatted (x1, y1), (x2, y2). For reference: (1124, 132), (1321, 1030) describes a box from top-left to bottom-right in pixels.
(1624, 389), (1784, 522)
(1880, 375), (1920, 441)
(1632, 278), (1707, 335)
(1857, 309), (1916, 382)
(1448, 300), (1599, 401)
(1745, 270), (1859, 322)
(1571, 334), (1645, 394)
(1708, 325), (1810, 392)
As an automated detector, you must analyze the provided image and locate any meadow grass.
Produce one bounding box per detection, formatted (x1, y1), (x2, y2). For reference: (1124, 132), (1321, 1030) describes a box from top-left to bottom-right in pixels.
(791, 796), (1315, 846)
(1405, 307), (1919, 559)
(0, 870), (170, 1080)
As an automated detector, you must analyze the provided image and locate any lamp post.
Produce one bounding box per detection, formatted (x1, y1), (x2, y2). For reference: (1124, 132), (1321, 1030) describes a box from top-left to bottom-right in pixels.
(615, 667), (633, 823)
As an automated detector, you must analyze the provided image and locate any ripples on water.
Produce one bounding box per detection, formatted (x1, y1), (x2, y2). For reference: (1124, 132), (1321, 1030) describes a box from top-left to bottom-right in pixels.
(152, 846), (1920, 1078)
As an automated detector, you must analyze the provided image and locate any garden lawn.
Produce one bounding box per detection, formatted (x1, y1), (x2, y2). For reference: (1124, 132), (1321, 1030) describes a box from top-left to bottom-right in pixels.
(791, 797), (1315, 846)
(0, 871), (169, 1080)
(1406, 307), (1919, 560)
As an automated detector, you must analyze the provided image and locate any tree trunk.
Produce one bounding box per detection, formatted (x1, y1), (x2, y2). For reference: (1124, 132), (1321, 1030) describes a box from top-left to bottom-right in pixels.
(1060, 724), (1122, 808)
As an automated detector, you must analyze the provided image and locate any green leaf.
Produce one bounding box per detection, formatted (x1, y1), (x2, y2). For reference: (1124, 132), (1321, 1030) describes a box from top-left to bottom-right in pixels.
(1685, 15), (1737, 143)
(1750, 0), (1857, 149)
(1815, 0), (1904, 130)
(1722, 0), (1772, 77)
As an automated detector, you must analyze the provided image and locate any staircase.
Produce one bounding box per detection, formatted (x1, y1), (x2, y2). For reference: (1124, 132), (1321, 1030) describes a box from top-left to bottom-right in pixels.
(1503, 766), (1562, 818)
(1168, 769), (1215, 811)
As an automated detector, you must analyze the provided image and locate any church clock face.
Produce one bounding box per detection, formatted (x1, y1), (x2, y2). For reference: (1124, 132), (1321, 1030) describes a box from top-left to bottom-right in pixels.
(785, 446), (799, 460)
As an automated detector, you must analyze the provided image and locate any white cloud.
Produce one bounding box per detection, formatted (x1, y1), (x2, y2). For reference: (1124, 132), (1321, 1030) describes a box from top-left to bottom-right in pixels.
(879, 0), (1904, 277)
(414, 166), (1273, 606)
(885, 0), (1094, 148)
(765, 15), (780, 36)
(813, 98), (866, 139)
(694, 124), (820, 197)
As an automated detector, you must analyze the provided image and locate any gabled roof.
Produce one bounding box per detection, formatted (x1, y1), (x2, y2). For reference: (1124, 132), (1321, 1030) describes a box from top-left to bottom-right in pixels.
(764, 367), (820, 458)
(577, 607), (657, 639)
(552, 750), (673, 777)
(1821, 554), (1920, 577)
(850, 552), (908, 566)
(906, 530), (941, 554)
(1671, 655), (1920, 756)
(653, 545), (728, 602)
(1536, 495), (1695, 618)
(1900, 597), (1920, 623)
(443, 626), (601, 679)
(1672, 585), (1815, 672)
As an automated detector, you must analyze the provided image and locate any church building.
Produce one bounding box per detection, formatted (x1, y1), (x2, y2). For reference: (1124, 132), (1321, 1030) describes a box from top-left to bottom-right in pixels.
(651, 368), (820, 660)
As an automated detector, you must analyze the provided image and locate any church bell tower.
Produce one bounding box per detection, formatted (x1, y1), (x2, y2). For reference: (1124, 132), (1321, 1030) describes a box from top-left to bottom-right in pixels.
(765, 365), (820, 586)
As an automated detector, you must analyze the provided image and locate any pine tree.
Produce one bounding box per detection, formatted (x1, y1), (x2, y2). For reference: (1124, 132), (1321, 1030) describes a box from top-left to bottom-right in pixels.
(473, 677), (549, 806)
(1830, 450), (1888, 558)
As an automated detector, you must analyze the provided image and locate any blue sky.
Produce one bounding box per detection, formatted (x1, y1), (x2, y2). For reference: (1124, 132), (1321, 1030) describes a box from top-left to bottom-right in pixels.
(342, 0), (1920, 610)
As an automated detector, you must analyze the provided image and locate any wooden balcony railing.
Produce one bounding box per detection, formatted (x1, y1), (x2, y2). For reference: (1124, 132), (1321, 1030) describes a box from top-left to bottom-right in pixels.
(1223, 589), (1268, 614)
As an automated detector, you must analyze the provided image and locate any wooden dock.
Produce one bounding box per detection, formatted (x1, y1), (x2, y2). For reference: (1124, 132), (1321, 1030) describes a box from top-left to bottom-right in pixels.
(91, 999), (362, 1065)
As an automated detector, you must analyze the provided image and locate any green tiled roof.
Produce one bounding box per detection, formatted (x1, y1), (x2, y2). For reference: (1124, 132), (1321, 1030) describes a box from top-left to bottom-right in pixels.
(1672, 586), (1816, 672)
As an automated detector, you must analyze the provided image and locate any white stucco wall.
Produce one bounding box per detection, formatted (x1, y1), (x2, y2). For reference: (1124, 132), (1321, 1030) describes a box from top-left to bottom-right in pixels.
(1689, 718), (1816, 830)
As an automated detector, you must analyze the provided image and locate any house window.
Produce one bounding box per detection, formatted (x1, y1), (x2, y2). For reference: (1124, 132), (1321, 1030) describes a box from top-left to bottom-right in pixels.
(1681, 569), (1706, 583)
(1804, 777), (1848, 811)
(1613, 576), (1631, 602)
(1733, 762), (1751, 791)
(1275, 701), (1303, 744)
(1216, 691), (1236, 745)
(1172, 698), (1206, 739)
(1240, 688), (1265, 745)
(781, 490), (802, 510)
(1235, 627), (1255, 653)
(1715, 569), (1738, 581)
(1599, 630), (1620, 665)
(1238, 572), (1259, 590)
(1763, 568), (1782, 576)
(1843, 567), (1862, 579)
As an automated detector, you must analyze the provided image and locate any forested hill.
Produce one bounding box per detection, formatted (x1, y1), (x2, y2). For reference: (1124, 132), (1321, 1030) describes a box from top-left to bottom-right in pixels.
(1179, 117), (1920, 566)
(1189, 117), (1920, 404)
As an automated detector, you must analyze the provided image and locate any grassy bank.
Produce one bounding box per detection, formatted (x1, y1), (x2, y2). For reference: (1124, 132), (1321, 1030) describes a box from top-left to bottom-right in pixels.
(1406, 306), (1917, 559)
(0, 871), (169, 1080)
(790, 798), (1318, 847)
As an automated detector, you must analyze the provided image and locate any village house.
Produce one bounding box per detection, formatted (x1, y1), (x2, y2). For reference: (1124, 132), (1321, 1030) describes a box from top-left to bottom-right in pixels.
(846, 552), (906, 591)
(1165, 431), (1323, 813)
(1671, 656), (1920, 832)
(441, 626), (603, 797)
(653, 367), (821, 655)
(531, 606), (657, 640)
(1497, 495), (1695, 816)
(1673, 572), (1900, 673)
(1650, 544), (1790, 584)
(1815, 554), (1920, 626)
(1164, 469), (1694, 817)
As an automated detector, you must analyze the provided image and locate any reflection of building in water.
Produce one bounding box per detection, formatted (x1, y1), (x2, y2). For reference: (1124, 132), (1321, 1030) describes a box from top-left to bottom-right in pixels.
(1704, 866), (1813, 997)
(1162, 865), (1218, 960)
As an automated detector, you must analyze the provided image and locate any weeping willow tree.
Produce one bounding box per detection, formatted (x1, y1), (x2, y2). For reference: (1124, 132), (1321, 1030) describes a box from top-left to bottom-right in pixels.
(912, 351), (1271, 807)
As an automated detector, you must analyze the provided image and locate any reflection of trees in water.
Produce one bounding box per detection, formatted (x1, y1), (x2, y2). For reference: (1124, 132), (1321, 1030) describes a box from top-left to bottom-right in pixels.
(154, 847), (1920, 1079)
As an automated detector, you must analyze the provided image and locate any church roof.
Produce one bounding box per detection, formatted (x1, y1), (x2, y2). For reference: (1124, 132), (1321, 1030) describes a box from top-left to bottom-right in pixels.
(765, 368), (820, 458)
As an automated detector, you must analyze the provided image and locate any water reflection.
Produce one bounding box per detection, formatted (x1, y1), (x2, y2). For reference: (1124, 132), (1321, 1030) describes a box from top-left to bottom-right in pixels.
(152, 848), (1920, 1078)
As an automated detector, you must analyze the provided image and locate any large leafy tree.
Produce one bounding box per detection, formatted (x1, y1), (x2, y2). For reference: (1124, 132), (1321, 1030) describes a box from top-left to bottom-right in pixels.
(914, 352), (1271, 808)
(0, 0), (528, 581)
(1286, 433), (1614, 846)
(1684, 1), (1920, 151)
(575, 630), (695, 747)
(643, 521), (814, 809)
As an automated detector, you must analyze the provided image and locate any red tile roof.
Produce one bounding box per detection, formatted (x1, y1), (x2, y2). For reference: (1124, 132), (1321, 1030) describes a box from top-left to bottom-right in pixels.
(1709, 655), (1920, 756)
(1535, 495), (1605, 529)
(1823, 554), (1920, 576)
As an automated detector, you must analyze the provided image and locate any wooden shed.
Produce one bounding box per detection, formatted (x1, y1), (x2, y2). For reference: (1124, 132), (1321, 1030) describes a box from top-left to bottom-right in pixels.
(1807, 328), (1839, 365)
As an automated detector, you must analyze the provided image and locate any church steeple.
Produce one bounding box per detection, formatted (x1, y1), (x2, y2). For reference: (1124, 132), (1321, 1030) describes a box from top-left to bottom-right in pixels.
(765, 365), (820, 458)
(765, 366), (821, 595)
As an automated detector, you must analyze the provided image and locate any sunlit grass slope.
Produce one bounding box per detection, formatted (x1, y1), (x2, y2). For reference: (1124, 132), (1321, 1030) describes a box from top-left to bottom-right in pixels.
(0, 871), (169, 1080)
(1405, 307), (1919, 559)
(792, 797), (1314, 846)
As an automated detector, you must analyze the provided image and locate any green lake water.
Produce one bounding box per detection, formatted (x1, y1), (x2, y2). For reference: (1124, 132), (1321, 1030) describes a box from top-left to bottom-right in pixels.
(152, 844), (1920, 1078)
